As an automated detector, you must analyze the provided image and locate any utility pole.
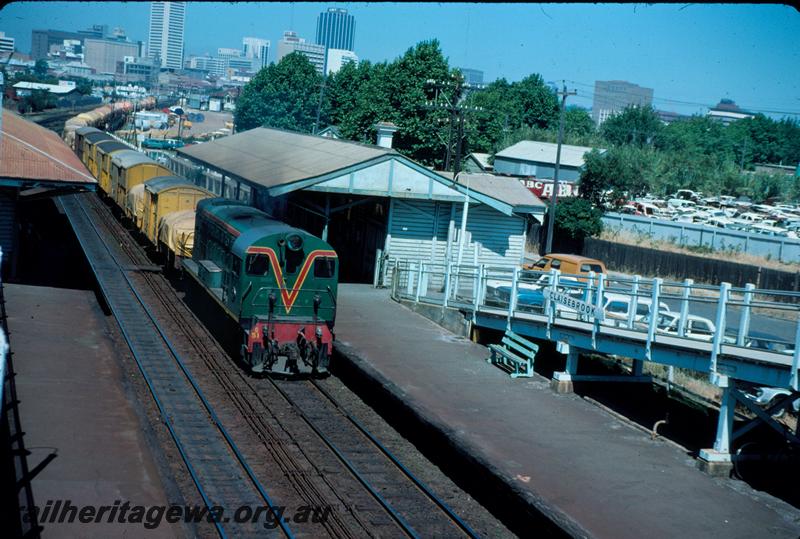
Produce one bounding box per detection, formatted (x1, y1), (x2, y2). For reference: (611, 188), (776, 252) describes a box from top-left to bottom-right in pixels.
(423, 75), (483, 174)
(544, 80), (577, 254)
(313, 76), (326, 135)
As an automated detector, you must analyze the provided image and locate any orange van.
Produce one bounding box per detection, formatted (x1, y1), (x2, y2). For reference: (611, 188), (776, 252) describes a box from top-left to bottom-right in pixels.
(523, 253), (607, 277)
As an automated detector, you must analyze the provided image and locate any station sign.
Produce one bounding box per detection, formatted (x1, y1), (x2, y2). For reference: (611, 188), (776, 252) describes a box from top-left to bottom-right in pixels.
(519, 178), (580, 199)
(544, 289), (605, 321)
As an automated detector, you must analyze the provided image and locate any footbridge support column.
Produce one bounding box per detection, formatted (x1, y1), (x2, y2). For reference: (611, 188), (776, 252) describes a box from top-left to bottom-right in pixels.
(698, 375), (735, 477)
(551, 342), (578, 394)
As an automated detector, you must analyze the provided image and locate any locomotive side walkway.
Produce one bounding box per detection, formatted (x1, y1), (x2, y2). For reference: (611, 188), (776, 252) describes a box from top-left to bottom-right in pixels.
(332, 283), (800, 539)
(6, 284), (182, 537)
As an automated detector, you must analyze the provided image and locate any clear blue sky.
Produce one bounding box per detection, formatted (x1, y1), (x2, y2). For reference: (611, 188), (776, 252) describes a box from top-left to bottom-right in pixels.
(2, 2), (799, 118)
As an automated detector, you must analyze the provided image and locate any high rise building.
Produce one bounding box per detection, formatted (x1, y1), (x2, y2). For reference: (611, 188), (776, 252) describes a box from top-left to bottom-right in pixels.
(243, 37), (270, 70)
(315, 8), (355, 51)
(276, 31), (325, 75)
(148, 1), (186, 70)
(77, 24), (108, 39)
(0, 32), (14, 53)
(458, 68), (484, 86)
(31, 29), (84, 59)
(325, 49), (358, 76)
(592, 80), (654, 126)
(84, 37), (141, 74)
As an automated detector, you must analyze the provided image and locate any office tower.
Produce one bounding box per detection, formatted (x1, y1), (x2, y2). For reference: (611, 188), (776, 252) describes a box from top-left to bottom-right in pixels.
(276, 31), (325, 75)
(243, 37), (270, 70)
(0, 32), (14, 53)
(325, 49), (358, 75)
(315, 8), (355, 51)
(148, 1), (186, 70)
(592, 80), (654, 126)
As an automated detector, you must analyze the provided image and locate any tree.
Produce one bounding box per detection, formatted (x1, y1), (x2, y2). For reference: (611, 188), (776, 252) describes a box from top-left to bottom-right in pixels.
(33, 59), (49, 77)
(600, 105), (663, 147)
(234, 52), (324, 133)
(578, 146), (656, 206)
(554, 197), (604, 241)
(564, 107), (595, 137)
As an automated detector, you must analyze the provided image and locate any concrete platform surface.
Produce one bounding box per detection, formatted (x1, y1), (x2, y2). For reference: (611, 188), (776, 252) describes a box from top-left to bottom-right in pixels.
(7, 284), (182, 537)
(334, 284), (800, 539)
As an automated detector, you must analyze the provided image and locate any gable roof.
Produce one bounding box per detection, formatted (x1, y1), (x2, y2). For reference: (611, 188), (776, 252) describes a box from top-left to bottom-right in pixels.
(0, 109), (95, 185)
(495, 140), (601, 168)
(177, 126), (396, 189)
(437, 172), (545, 218)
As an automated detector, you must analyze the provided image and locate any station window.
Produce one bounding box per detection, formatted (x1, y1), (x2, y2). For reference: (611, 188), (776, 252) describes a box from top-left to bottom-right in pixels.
(314, 257), (336, 278)
(246, 254), (270, 276)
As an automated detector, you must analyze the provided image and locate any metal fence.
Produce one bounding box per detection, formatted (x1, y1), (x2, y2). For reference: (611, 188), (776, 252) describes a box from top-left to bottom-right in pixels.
(387, 258), (800, 389)
(602, 212), (800, 263)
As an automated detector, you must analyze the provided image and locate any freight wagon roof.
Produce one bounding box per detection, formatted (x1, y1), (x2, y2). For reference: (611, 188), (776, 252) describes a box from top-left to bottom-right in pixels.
(144, 175), (199, 194)
(177, 126), (394, 190)
(0, 109), (95, 185)
(83, 131), (114, 144)
(111, 150), (158, 169)
(94, 140), (131, 156)
(75, 126), (102, 136)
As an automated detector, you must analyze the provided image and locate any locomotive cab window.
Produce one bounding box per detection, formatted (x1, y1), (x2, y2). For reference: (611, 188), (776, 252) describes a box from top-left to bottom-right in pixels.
(314, 257), (336, 278)
(246, 254), (270, 275)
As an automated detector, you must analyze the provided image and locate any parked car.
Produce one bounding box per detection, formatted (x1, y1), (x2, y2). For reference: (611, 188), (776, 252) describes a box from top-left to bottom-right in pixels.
(742, 386), (800, 416)
(602, 293), (671, 327)
(648, 312), (716, 340)
(522, 254), (607, 279)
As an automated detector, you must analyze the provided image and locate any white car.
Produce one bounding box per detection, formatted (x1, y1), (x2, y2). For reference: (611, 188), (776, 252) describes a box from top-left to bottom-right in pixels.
(602, 293), (671, 328)
(743, 387), (800, 416)
(650, 312), (716, 341)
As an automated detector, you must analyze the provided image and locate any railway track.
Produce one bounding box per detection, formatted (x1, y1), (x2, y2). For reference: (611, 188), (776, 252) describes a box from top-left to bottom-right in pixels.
(68, 191), (482, 537)
(59, 193), (291, 538)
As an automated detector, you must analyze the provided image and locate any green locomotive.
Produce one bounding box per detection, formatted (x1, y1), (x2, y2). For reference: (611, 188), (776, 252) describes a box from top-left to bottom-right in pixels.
(183, 198), (338, 375)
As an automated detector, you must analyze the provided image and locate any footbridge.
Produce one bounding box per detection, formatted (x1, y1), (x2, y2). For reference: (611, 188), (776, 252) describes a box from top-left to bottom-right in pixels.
(381, 260), (800, 472)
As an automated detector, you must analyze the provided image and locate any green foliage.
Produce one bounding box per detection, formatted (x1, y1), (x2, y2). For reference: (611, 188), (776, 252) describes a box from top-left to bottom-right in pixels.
(33, 59), (49, 77)
(465, 75), (559, 153)
(579, 146), (656, 206)
(564, 107), (595, 137)
(234, 52), (324, 133)
(600, 105), (663, 147)
(21, 89), (56, 112)
(554, 197), (604, 240)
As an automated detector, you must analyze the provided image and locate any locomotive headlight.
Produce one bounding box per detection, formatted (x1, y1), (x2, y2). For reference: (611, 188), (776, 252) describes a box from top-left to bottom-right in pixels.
(286, 233), (304, 251)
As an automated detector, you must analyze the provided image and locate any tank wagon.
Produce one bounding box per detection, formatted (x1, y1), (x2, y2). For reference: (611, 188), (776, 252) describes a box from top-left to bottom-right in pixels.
(184, 199), (338, 375)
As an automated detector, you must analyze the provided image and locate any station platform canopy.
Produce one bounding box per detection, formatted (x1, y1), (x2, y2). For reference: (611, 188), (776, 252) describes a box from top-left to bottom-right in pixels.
(176, 127), (543, 217)
(0, 109), (96, 190)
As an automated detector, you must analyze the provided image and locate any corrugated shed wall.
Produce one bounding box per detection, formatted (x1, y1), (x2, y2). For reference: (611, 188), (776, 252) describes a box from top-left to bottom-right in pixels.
(385, 198), (526, 284)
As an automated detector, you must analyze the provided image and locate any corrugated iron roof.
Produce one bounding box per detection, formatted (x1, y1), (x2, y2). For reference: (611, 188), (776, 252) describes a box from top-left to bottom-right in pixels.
(495, 140), (602, 168)
(438, 172), (545, 210)
(177, 127), (394, 189)
(0, 109), (95, 184)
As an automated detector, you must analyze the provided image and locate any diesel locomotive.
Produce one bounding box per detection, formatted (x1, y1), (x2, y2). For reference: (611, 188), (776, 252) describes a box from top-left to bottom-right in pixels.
(67, 122), (339, 377)
(183, 199), (338, 376)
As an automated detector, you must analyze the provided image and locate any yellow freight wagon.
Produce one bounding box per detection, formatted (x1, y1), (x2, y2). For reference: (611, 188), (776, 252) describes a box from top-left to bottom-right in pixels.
(125, 183), (147, 229)
(81, 131), (113, 169)
(142, 176), (212, 244)
(94, 140), (131, 194)
(158, 209), (197, 269)
(109, 151), (172, 209)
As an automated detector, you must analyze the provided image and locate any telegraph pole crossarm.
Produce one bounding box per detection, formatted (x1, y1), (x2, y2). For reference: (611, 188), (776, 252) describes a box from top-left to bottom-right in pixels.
(544, 81), (577, 254)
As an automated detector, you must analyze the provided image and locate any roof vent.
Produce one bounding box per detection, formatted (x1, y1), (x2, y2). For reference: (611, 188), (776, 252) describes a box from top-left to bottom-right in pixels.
(374, 121), (399, 149)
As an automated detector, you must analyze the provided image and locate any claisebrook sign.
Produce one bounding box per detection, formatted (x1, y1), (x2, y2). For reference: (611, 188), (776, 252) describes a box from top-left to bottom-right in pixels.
(544, 289), (605, 320)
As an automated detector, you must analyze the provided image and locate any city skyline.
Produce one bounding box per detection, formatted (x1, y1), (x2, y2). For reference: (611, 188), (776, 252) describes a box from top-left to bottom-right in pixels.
(1, 3), (799, 119)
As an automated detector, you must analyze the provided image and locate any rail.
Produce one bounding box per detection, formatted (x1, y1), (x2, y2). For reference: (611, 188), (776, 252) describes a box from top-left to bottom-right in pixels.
(388, 259), (800, 390)
(60, 193), (292, 538)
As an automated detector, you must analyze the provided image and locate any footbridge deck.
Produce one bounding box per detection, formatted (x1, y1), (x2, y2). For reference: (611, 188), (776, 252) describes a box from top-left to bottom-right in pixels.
(384, 260), (800, 468)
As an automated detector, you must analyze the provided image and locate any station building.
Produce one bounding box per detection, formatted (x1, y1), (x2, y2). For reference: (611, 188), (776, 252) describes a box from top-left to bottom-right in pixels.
(176, 126), (545, 282)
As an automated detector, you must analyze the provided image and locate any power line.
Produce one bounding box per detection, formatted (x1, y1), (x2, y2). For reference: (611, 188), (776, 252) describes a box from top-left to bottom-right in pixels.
(564, 79), (800, 116)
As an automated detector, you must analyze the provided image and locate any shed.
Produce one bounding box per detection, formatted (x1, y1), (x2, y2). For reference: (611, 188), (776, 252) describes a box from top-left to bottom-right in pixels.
(141, 176), (212, 244)
(177, 127), (544, 282)
(493, 140), (602, 183)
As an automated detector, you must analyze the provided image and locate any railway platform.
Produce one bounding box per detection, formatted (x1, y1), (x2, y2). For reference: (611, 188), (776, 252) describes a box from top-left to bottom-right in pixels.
(6, 283), (182, 537)
(333, 283), (800, 538)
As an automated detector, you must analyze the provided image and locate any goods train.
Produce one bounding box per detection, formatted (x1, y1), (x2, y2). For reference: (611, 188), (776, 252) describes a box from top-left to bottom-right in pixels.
(65, 120), (338, 376)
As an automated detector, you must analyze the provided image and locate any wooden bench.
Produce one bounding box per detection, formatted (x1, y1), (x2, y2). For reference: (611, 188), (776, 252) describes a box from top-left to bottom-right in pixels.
(487, 329), (539, 378)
